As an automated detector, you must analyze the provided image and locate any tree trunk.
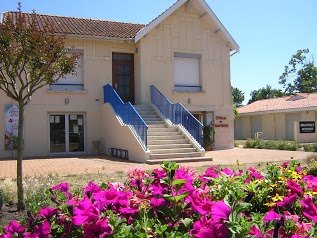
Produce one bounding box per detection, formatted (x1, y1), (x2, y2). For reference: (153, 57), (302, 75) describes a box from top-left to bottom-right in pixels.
(17, 102), (25, 210)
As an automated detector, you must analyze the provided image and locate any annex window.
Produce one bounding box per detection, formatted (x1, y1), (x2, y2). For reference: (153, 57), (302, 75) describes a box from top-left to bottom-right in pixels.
(174, 53), (201, 92)
(49, 49), (84, 91)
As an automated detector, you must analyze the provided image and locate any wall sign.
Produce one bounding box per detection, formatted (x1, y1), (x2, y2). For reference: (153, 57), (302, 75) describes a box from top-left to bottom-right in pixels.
(215, 116), (228, 128)
(4, 105), (19, 150)
(299, 121), (315, 133)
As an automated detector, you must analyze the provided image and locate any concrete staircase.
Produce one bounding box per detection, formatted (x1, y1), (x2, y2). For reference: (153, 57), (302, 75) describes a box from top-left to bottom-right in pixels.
(134, 104), (211, 164)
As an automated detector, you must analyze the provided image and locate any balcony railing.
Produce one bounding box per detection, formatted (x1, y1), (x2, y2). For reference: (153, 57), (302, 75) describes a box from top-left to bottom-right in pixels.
(150, 85), (203, 146)
(104, 84), (148, 150)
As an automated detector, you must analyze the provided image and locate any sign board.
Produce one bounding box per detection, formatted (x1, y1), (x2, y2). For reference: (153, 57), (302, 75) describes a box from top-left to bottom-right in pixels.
(4, 105), (19, 150)
(299, 121), (315, 133)
(215, 116), (228, 128)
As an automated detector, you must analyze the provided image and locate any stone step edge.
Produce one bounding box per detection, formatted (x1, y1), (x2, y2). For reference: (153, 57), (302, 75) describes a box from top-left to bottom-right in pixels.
(145, 157), (213, 164)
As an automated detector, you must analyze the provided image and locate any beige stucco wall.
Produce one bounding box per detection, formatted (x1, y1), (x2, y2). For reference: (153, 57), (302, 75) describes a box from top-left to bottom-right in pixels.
(101, 103), (149, 162)
(235, 111), (317, 143)
(138, 5), (234, 149)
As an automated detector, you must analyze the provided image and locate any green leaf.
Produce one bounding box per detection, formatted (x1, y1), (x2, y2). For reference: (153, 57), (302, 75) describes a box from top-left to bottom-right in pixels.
(175, 192), (188, 203)
(181, 218), (193, 227)
(172, 179), (187, 186)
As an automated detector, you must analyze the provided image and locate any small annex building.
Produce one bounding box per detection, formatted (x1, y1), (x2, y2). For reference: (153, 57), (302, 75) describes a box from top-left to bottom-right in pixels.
(0, 0), (239, 162)
(235, 93), (317, 143)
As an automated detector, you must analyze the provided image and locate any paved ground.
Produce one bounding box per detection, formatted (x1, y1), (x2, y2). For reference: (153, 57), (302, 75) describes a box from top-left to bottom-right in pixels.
(0, 148), (313, 178)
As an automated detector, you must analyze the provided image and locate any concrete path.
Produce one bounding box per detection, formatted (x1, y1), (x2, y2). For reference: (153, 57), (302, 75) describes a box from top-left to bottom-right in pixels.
(0, 148), (312, 178)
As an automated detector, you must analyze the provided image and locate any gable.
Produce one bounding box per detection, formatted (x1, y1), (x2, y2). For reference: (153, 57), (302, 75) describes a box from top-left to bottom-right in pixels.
(135, 0), (239, 52)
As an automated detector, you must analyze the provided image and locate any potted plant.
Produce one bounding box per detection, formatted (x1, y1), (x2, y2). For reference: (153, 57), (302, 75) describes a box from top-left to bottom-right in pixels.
(203, 124), (215, 151)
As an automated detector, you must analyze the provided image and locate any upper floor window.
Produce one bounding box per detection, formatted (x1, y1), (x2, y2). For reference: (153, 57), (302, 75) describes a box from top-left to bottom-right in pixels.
(49, 49), (84, 91)
(174, 53), (202, 92)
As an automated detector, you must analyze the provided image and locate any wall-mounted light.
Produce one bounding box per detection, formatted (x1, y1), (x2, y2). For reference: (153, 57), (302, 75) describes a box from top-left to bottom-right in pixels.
(188, 98), (191, 104)
(65, 98), (69, 104)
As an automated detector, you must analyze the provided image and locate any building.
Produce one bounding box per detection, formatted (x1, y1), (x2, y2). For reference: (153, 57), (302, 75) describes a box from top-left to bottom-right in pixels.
(1, 0), (239, 162)
(235, 93), (317, 143)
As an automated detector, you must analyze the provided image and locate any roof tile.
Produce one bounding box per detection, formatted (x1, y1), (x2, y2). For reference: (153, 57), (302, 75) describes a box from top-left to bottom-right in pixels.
(2, 12), (145, 39)
(238, 93), (317, 114)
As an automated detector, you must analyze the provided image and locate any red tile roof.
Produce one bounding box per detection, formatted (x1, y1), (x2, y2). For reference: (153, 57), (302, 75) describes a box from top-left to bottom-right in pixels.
(238, 93), (317, 114)
(2, 12), (145, 39)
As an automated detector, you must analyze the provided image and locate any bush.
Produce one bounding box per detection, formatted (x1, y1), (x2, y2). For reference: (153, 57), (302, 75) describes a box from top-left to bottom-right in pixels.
(306, 153), (317, 176)
(244, 139), (300, 151)
(303, 143), (317, 152)
(1, 161), (317, 237)
(0, 187), (4, 210)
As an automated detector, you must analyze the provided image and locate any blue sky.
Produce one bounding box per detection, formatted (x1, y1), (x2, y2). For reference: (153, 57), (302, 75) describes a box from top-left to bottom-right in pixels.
(1, 0), (316, 104)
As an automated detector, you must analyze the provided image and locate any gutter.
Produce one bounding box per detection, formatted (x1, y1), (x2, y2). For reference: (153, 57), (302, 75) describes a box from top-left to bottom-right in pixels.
(238, 106), (317, 116)
(65, 34), (135, 42)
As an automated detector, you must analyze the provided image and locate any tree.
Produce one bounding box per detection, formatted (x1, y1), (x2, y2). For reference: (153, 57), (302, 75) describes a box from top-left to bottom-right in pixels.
(279, 49), (317, 94)
(248, 85), (285, 104)
(231, 86), (245, 107)
(0, 5), (78, 210)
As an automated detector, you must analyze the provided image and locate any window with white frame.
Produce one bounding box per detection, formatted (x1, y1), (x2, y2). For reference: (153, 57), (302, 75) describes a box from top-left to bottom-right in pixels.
(174, 53), (201, 92)
(49, 49), (84, 91)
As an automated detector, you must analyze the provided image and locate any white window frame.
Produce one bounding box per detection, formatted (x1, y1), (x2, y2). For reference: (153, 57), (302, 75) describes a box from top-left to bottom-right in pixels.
(174, 53), (201, 92)
(49, 49), (84, 91)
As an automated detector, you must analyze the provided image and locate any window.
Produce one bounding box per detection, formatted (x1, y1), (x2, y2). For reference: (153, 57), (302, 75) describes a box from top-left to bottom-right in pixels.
(49, 49), (84, 91)
(174, 53), (201, 92)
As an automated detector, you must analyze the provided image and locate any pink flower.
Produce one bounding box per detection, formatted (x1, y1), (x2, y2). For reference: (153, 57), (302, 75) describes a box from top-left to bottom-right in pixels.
(50, 182), (70, 197)
(249, 225), (262, 237)
(277, 193), (297, 207)
(190, 216), (228, 238)
(83, 217), (112, 238)
(210, 201), (231, 222)
(72, 196), (100, 226)
(83, 181), (101, 197)
(38, 207), (59, 220)
(287, 179), (303, 194)
(187, 190), (212, 215)
(300, 195), (317, 222)
(33, 221), (51, 238)
(263, 210), (281, 223)
(127, 167), (147, 180)
(3, 221), (25, 235)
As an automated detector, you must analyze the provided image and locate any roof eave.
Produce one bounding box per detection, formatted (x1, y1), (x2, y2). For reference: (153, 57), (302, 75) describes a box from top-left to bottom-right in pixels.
(238, 106), (317, 116)
(66, 34), (135, 42)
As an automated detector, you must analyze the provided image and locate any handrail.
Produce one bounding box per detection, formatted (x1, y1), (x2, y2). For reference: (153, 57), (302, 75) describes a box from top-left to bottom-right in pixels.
(150, 85), (204, 146)
(103, 84), (148, 150)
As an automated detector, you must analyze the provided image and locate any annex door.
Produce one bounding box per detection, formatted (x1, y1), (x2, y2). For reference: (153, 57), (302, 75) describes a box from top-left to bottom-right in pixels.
(112, 53), (135, 104)
(49, 114), (85, 153)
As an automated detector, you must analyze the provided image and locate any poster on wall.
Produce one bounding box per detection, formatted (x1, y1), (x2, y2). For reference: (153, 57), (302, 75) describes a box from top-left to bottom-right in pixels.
(4, 105), (19, 150)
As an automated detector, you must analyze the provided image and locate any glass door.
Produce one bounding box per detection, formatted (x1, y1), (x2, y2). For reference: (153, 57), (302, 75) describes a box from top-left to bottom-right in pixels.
(49, 114), (85, 153)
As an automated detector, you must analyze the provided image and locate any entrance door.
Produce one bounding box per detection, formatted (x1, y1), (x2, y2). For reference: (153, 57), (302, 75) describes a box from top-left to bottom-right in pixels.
(49, 114), (85, 153)
(112, 53), (134, 104)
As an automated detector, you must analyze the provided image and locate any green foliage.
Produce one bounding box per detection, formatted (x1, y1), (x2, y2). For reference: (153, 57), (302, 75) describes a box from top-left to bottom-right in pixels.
(248, 85), (285, 104)
(306, 153), (317, 176)
(279, 49), (317, 94)
(302, 143), (317, 152)
(203, 125), (215, 146)
(232, 86), (245, 107)
(244, 139), (300, 151)
(0, 187), (4, 210)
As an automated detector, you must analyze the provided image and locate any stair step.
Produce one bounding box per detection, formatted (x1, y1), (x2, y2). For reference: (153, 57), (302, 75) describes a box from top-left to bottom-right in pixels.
(148, 124), (168, 128)
(150, 148), (197, 154)
(148, 131), (182, 136)
(148, 135), (185, 140)
(146, 156), (213, 164)
(148, 127), (177, 132)
(146, 121), (166, 125)
(148, 144), (194, 150)
(148, 139), (189, 145)
(150, 152), (202, 160)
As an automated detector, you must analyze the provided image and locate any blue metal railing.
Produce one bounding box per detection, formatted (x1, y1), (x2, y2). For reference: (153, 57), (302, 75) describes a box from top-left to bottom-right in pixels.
(103, 84), (148, 150)
(150, 85), (204, 146)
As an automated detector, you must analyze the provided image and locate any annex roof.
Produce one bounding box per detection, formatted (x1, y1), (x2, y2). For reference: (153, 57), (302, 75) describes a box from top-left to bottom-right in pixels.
(134, 0), (240, 52)
(238, 93), (317, 115)
(2, 11), (145, 40)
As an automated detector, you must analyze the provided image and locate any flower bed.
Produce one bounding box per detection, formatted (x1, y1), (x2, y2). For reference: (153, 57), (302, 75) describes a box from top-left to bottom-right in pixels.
(1, 160), (317, 237)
